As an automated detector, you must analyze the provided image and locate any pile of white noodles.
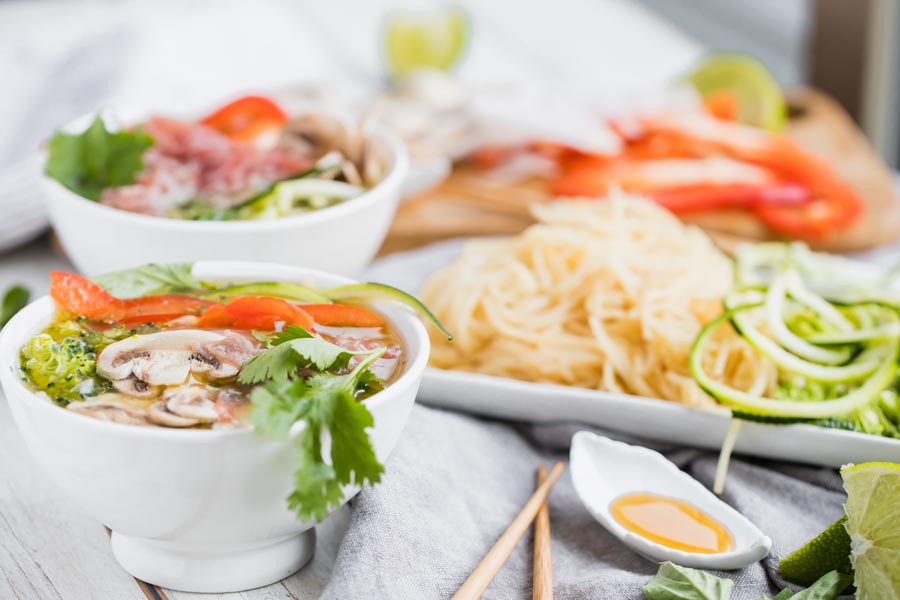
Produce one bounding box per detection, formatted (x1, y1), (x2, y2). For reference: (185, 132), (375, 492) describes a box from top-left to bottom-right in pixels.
(421, 191), (774, 408)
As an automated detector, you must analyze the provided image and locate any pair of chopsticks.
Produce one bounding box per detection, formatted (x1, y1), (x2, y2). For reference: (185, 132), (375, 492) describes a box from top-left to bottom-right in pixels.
(453, 462), (564, 600)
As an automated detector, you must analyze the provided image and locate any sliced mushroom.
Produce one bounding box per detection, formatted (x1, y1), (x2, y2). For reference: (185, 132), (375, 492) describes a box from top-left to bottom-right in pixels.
(147, 386), (219, 428)
(97, 330), (227, 393)
(191, 331), (262, 383)
(148, 400), (199, 428)
(112, 375), (159, 398)
(67, 395), (150, 426)
(165, 386), (218, 421)
(280, 113), (354, 161)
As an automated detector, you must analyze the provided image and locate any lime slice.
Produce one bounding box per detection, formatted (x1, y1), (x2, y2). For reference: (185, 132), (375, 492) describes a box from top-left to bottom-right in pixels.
(780, 516), (853, 586)
(383, 5), (469, 80)
(683, 53), (787, 132)
(841, 462), (900, 599)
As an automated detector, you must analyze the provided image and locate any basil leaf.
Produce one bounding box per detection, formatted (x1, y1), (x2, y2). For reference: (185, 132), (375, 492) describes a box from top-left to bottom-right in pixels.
(791, 571), (852, 600)
(93, 263), (199, 298)
(643, 562), (733, 600)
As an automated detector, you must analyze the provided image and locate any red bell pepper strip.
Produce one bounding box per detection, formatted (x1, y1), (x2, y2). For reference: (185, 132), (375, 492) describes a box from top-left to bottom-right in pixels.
(50, 272), (210, 324)
(300, 304), (385, 328)
(652, 183), (810, 214)
(196, 296), (314, 331)
(199, 96), (289, 142)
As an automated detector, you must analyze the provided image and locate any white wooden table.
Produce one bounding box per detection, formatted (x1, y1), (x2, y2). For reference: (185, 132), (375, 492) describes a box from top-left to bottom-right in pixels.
(0, 1), (702, 597)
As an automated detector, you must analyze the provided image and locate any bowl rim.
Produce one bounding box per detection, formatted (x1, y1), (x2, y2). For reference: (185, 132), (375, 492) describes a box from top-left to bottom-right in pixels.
(41, 119), (409, 232)
(0, 260), (430, 441)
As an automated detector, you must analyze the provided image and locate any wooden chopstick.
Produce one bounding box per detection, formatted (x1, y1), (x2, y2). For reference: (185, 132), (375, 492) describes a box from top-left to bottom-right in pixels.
(452, 462), (565, 600)
(533, 466), (553, 600)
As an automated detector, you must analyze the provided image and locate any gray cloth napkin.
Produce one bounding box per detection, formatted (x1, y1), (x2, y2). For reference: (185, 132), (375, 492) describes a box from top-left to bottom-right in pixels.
(318, 403), (846, 600)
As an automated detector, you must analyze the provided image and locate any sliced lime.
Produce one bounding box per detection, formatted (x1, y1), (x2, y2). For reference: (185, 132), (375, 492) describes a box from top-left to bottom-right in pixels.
(684, 53), (787, 132)
(841, 462), (900, 599)
(383, 5), (469, 80)
(780, 516), (853, 586)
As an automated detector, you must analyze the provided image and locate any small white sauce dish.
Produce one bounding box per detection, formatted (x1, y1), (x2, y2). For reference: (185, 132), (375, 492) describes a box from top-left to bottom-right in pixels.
(570, 431), (772, 570)
(40, 106), (409, 278)
(0, 260), (429, 593)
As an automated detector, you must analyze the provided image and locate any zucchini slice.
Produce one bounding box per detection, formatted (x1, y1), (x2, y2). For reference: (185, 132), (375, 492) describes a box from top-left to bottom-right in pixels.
(324, 282), (452, 340)
(691, 309), (899, 419)
(202, 282), (331, 304)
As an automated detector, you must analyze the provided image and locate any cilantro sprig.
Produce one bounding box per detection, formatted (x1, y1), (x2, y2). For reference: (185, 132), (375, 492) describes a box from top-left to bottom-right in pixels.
(45, 115), (153, 201)
(238, 326), (386, 521)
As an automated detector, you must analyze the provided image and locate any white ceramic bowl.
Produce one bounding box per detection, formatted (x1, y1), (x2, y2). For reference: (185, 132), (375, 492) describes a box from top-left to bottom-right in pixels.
(41, 123), (409, 278)
(0, 261), (428, 593)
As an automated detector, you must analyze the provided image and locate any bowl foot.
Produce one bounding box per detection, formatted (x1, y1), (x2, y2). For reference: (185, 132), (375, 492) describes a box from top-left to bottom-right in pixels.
(110, 528), (316, 593)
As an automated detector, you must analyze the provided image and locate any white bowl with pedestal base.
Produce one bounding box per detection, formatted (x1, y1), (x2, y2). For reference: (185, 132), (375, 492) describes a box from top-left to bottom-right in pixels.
(0, 261), (429, 593)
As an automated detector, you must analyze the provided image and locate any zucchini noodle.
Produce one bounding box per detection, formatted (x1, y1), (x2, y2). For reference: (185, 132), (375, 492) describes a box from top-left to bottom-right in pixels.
(421, 191), (776, 408)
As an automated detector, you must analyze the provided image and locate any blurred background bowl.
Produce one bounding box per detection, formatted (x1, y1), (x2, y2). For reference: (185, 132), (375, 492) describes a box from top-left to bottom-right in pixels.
(42, 123), (408, 277)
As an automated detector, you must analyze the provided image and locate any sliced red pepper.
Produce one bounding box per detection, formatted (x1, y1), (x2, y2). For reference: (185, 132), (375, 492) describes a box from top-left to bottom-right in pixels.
(199, 95), (289, 142)
(301, 304), (385, 328)
(196, 296), (314, 330)
(755, 196), (864, 240)
(652, 183), (810, 214)
(50, 272), (210, 323)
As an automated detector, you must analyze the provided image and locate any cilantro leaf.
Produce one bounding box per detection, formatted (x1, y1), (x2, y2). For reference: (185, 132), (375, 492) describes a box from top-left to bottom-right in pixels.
(249, 347), (386, 521)
(45, 115), (153, 201)
(238, 336), (364, 384)
(93, 263), (198, 298)
(248, 379), (311, 440)
(271, 325), (314, 346)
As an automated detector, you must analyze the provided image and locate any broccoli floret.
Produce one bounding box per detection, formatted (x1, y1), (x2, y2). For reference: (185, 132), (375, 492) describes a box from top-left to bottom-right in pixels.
(20, 333), (99, 405)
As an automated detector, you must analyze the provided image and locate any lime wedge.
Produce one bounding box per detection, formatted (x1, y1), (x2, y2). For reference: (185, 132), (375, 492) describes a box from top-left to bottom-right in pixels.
(780, 516), (853, 586)
(683, 53), (787, 132)
(383, 6), (469, 80)
(841, 462), (900, 599)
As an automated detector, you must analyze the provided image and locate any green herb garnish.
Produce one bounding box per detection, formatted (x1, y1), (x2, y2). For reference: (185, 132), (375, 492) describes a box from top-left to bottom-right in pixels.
(642, 562), (852, 600)
(1, 285), (29, 328)
(93, 263), (199, 298)
(45, 115), (153, 201)
(238, 326), (386, 521)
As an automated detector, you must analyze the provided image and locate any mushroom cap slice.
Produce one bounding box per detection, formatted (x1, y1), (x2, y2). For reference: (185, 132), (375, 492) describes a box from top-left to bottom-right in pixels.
(97, 330), (226, 384)
(66, 395), (151, 426)
(164, 386), (218, 422)
(148, 401), (200, 428)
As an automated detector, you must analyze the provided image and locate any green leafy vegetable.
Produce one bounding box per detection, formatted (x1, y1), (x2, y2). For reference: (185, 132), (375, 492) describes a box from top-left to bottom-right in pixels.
(644, 564), (851, 600)
(1, 285), (29, 328)
(788, 571), (852, 599)
(21, 327), (99, 405)
(238, 328), (369, 384)
(19, 320), (132, 405)
(45, 115), (153, 201)
(643, 562), (733, 600)
(93, 263), (199, 298)
(249, 348), (386, 521)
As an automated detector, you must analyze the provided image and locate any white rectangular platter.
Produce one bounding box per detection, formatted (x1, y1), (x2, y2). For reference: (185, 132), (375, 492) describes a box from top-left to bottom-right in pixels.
(365, 238), (900, 469)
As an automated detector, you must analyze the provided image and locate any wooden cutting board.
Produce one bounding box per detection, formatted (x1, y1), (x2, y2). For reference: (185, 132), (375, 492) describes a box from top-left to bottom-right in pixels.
(379, 88), (900, 256)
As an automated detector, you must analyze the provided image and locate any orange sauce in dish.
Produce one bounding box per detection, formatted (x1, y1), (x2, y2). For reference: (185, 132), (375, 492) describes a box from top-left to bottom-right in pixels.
(609, 492), (734, 554)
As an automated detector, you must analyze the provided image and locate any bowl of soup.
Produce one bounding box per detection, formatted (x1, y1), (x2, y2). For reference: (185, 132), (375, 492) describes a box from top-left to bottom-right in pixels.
(0, 260), (434, 592)
(40, 95), (409, 277)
